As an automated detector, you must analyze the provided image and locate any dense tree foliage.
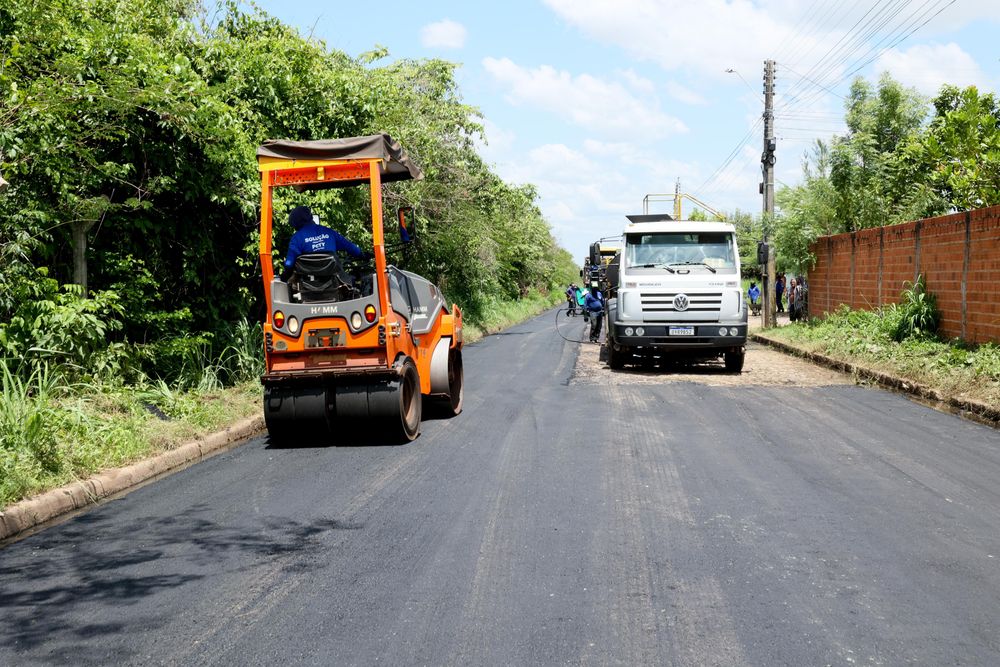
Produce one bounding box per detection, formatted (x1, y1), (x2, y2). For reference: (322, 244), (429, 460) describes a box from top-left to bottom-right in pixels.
(773, 73), (1000, 273)
(0, 0), (575, 381)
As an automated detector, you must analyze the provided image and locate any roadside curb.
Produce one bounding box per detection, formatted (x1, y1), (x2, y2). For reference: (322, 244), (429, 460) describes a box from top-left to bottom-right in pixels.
(0, 415), (266, 542)
(751, 332), (1000, 427)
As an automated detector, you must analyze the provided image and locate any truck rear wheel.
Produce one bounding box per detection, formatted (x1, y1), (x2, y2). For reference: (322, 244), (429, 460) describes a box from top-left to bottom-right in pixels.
(724, 349), (745, 373)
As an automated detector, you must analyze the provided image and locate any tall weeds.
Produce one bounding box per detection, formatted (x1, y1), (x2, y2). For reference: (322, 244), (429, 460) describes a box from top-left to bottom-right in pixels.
(0, 360), (62, 502)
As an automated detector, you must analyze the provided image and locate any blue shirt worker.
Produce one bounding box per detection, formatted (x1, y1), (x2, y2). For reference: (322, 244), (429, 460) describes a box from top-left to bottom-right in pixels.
(281, 206), (366, 281)
(748, 282), (761, 304)
(584, 289), (604, 343)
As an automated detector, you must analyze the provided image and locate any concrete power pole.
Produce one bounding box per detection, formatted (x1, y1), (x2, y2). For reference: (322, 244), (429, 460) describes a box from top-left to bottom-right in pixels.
(762, 59), (777, 328)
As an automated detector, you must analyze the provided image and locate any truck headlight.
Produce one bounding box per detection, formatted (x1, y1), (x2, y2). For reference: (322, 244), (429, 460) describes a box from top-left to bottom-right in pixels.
(625, 327), (634, 336)
(719, 327), (728, 336)
(635, 327), (644, 336)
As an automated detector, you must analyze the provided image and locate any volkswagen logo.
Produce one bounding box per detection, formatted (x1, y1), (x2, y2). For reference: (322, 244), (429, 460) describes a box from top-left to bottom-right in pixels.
(673, 293), (689, 311)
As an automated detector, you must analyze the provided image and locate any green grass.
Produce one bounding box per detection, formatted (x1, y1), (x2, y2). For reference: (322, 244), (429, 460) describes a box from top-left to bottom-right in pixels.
(763, 305), (1000, 407)
(463, 287), (565, 343)
(0, 358), (262, 509)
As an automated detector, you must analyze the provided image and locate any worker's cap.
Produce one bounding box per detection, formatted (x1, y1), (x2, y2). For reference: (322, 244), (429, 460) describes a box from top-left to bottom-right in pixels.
(288, 205), (313, 230)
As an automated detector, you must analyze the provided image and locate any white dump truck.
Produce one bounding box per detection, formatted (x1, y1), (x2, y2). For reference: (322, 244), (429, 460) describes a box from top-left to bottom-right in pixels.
(604, 213), (747, 371)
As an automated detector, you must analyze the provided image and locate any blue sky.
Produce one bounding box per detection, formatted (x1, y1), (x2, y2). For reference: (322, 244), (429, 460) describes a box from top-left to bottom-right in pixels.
(251, 0), (1000, 263)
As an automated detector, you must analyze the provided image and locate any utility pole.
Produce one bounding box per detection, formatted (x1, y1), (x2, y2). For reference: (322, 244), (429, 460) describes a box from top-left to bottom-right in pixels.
(674, 178), (682, 220)
(761, 59), (777, 328)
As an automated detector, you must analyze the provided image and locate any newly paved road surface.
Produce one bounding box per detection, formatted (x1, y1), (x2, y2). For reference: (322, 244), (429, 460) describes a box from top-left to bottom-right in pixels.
(3, 310), (1000, 665)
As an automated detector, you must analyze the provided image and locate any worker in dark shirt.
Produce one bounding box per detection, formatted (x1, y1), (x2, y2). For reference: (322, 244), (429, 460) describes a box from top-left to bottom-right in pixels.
(280, 206), (368, 281)
(584, 289), (605, 343)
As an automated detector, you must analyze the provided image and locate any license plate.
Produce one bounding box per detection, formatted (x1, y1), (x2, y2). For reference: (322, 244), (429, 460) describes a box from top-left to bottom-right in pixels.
(669, 326), (694, 336)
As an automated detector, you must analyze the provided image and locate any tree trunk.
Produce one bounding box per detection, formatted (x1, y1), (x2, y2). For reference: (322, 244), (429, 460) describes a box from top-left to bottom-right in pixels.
(71, 220), (96, 296)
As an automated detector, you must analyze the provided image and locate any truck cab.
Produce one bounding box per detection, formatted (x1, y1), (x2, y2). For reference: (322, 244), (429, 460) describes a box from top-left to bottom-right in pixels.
(605, 215), (747, 371)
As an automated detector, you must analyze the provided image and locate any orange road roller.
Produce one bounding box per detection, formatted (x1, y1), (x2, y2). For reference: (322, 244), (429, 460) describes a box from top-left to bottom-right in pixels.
(256, 134), (464, 442)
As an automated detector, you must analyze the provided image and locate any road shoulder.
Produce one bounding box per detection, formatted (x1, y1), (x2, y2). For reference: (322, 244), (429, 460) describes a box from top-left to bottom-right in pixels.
(752, 331), (1000, 428)
(0, 416), (264, 543)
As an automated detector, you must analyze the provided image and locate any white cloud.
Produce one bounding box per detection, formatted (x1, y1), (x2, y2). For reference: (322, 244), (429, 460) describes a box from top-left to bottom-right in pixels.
(540, 0), (1000, 92)
(619, 68), (656, 94)
(493, 139), (717, 259)
(419, 19), (467, 49)
(474, 118), (516, 160)
(542, 0), (795, 78)
(482, 57), (687, 139)
(873, 43), (990, 96)
(666, 80), (707, 105)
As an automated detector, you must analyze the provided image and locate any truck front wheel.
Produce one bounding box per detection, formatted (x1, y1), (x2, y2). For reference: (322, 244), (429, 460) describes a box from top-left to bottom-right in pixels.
(608, 344), (628, 370)
(724, 349), (745, 373)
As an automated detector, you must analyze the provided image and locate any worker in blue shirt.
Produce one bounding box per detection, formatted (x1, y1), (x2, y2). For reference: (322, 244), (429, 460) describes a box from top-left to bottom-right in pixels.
(280, 206), (369, 281)
(584, 289), (604, 343)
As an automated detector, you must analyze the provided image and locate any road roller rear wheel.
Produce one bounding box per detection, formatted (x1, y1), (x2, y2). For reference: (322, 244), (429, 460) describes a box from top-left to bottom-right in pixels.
(365, 357), (421, 442)
(394, 357), (422, 441)
(428, 348), (463, 417)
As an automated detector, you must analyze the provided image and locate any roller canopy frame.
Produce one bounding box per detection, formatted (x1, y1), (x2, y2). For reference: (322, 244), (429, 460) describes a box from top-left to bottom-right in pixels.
(256, 134), (422, 190)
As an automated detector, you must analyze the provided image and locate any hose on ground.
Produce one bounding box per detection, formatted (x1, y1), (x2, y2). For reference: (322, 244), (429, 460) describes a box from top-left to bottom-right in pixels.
(553, 306), (602, 344)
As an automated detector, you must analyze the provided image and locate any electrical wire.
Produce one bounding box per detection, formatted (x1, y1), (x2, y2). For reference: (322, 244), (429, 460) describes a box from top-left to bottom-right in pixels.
(780, 0), (951, 115)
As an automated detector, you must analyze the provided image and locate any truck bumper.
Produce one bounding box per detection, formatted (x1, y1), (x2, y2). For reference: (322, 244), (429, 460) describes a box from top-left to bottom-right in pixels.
(610, 323), (747, 350)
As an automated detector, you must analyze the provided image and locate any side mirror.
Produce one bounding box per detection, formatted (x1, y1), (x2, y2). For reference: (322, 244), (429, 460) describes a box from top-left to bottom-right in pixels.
(397, 206), (416, 242)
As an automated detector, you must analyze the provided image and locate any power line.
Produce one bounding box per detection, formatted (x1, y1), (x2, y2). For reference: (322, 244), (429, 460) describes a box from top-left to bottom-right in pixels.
(780, 0), (951, 115)
(778, 0), (915, 111)
(695, 117), (762, 195)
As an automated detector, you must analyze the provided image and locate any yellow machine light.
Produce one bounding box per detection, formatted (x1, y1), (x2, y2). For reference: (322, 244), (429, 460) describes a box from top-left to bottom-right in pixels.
(273, 311), (285, 328)
(364, 305), (377, 323)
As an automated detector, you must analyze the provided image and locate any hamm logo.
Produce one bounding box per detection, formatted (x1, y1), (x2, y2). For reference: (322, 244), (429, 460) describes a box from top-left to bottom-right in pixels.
(673, 294), (689, 311)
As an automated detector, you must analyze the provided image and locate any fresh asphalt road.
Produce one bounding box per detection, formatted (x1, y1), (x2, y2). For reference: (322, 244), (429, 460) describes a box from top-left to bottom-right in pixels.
(3, 310), (1000, 665)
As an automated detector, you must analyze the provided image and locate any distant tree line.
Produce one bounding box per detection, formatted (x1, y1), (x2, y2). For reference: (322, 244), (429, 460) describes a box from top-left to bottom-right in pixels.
(0, 0), (576, 382)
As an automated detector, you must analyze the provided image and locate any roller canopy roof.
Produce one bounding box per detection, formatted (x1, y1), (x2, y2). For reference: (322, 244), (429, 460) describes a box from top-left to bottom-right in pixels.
(256, 133), (422, 189)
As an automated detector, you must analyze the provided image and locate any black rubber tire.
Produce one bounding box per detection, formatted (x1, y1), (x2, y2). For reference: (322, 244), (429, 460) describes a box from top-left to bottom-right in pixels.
(443, 349), (465, 416)
(724, 349), (745, 373)
(608, 344), (627, 370)
(394, 357), (422, 441)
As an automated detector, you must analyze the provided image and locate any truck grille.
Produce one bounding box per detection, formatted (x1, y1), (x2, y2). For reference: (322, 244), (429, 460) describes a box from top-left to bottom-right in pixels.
(640, 291), (722, 320)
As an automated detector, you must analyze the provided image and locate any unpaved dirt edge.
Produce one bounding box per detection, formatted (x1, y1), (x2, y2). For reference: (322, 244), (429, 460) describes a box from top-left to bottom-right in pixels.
(0, 415), (265, 543)
(752, 332), (1000, 428)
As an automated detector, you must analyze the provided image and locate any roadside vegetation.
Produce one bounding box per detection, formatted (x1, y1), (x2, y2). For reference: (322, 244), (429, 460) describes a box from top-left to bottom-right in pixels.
(763, 278), (1000, 408)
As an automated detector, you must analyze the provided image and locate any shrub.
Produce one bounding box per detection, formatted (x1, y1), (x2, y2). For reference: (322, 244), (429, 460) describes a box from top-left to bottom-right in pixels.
(890, 275), (939, 342)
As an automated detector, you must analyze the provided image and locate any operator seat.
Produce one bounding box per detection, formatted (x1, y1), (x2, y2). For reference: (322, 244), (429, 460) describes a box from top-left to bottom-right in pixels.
(291, 252), (356, 303)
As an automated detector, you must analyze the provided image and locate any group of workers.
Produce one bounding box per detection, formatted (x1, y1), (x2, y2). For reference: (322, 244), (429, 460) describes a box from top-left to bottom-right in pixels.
(565, 284), (604, 343)
(746, 276), (808, 320)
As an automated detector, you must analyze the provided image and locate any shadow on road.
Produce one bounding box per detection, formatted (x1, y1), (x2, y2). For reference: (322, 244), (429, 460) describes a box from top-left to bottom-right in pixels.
(0, 505), (355, 662)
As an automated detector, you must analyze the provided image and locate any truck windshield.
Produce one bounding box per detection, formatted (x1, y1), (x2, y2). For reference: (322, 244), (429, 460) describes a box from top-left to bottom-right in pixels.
(626, 232), (737, 273)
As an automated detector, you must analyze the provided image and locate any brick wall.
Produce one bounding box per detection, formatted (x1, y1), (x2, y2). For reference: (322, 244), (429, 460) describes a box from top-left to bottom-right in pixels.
(806, 205), (1000, 344)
